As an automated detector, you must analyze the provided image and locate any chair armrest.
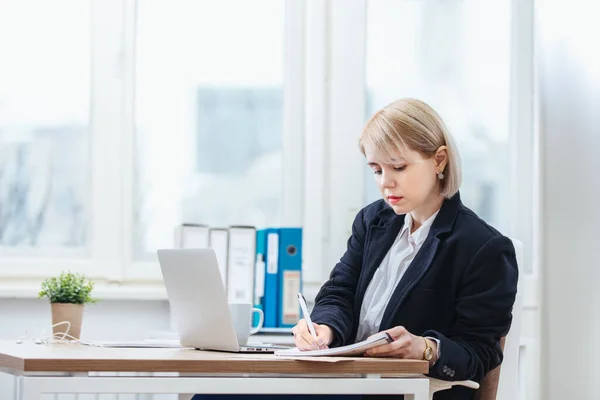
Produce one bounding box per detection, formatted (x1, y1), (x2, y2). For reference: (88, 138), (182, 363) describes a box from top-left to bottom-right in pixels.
(428, 377), (480, 399)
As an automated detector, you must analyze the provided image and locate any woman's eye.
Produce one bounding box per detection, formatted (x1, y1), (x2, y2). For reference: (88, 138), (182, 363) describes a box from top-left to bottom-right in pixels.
(373, 170), (382, 175)
(394, 166), (407, 172)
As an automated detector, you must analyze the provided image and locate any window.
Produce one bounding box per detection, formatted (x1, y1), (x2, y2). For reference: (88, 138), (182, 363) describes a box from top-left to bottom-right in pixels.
(0, 0), (90, 253)
(0, 0), (303, 284)
(364, 0), (511, 235)
(0, 0), (531, 289)
(134, 0), (286, 259)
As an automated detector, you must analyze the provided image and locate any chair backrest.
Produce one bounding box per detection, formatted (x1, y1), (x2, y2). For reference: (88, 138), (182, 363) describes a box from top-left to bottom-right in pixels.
(474, 238), (523, 400)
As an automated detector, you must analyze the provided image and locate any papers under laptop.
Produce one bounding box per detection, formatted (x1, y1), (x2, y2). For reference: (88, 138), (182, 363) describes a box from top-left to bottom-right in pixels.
(274, 332), (393, 357)
(98, 340), (183, 348)
(156, 248), (291, 353)
(81, 339), (283, 350)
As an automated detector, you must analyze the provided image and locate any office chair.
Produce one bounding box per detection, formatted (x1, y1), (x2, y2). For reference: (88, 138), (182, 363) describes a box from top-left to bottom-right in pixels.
(429, 238), (524, 400)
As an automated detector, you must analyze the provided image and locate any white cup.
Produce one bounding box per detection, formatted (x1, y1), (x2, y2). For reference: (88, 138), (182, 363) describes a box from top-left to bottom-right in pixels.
(229, 302), (264, 346)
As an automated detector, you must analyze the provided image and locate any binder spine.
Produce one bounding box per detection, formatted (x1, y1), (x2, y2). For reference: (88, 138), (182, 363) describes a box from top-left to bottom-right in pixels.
(263, 229), (279, 328)
(277, 228), (303, 328)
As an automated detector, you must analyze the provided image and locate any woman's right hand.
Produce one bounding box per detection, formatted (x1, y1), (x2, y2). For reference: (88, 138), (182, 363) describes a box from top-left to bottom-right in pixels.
(291, 319), (334, 350)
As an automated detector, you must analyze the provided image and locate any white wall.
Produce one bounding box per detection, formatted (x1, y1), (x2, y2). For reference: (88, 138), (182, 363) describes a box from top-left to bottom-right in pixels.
(538, 1), (600, 399)
(0, 299), (171, 400)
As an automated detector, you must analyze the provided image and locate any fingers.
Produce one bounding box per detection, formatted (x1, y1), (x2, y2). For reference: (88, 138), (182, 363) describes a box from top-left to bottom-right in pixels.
(366, 335), (412, 357)
(314, 324), (331, 347)
(364, 326), (411, 358)
(299, 330), (319, 350)
(385, 326), (408, 340)
(292, 321), (330, 350)
(291, 320), (321, 350)
(295, 320), (318, 350)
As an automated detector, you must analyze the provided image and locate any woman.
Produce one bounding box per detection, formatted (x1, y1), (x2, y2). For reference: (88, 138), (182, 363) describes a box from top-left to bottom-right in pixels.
(291, 98), (518, 400)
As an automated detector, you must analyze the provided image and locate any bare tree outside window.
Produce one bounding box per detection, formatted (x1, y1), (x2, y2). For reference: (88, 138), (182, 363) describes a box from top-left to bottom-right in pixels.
(0, 0), (90, 251)
(0, 127), (88, 248)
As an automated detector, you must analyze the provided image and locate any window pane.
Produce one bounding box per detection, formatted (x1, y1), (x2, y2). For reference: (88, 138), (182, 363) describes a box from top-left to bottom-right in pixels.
(0, 0), (90, 250)
(365, 0), (511, 235)
(134, 1), (284, 258)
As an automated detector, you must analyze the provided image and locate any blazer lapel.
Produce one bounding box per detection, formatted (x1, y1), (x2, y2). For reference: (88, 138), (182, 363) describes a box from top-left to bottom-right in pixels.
(354, 209), (404, 317)
(378, 235), (441, 330)
(378, 193), (462, 331)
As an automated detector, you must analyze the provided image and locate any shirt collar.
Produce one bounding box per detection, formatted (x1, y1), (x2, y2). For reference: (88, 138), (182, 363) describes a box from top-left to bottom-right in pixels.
(401, 209), (440, 246)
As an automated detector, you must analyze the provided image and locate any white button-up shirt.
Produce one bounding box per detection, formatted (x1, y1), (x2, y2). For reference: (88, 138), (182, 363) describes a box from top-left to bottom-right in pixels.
(355, 210), (440, 343)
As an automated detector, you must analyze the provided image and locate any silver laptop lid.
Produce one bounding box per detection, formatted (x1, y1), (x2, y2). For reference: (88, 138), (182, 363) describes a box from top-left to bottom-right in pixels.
(157, 248), (240, 352)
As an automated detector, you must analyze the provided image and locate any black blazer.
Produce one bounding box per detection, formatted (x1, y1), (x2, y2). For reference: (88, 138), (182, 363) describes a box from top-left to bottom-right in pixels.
(311, 193), (518, 400)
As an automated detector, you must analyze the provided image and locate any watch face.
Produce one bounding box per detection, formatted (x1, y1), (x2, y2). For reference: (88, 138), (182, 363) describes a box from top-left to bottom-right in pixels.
(424, 347), (433, 361)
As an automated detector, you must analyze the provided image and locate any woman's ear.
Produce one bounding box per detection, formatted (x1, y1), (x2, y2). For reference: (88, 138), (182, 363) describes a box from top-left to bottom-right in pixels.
(434, 146), (448, 171)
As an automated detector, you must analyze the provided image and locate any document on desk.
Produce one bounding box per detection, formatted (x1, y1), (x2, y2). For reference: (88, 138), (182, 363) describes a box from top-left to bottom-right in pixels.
(96, 340), (183, 348)
(274, 332), (392, 357)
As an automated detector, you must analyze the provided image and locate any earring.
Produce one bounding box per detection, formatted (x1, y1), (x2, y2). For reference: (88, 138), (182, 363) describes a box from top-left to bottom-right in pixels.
(437, 171), (444, 180)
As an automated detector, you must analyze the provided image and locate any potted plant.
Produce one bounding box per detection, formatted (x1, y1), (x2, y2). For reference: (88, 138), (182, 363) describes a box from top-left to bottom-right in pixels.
(38, 271), (96, 339)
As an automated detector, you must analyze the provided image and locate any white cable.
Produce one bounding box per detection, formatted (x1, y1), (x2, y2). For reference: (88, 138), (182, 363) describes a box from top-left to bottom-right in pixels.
(16, 320), (103, 347)
(17, 320), (73, 345)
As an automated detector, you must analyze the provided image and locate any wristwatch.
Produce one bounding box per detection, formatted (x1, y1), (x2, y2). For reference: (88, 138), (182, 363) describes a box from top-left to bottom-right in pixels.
(422, 337), (433, 361)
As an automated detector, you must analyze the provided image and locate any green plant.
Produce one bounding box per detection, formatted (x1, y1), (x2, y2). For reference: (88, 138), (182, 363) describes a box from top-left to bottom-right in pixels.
(38, 271), (96, 304)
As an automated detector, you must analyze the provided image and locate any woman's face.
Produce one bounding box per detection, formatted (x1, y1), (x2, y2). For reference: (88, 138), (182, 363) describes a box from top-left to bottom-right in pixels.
(364, 143), (441, 215)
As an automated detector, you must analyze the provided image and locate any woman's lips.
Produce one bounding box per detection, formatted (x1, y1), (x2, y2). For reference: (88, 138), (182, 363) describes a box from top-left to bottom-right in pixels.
(387, 196), (403, 204)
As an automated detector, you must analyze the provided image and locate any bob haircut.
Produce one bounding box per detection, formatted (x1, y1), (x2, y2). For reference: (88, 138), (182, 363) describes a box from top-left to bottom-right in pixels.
(359, 98), (462, 199)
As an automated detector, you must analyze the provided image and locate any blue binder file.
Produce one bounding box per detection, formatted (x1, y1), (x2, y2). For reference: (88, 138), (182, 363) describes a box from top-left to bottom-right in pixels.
(276, 228), (303, 328)
(255, 228), (280, 328)
(252, 237), (265, 329)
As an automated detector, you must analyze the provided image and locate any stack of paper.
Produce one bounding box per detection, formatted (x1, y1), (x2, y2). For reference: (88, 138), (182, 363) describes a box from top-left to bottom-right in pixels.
(274, 332), (392, 357)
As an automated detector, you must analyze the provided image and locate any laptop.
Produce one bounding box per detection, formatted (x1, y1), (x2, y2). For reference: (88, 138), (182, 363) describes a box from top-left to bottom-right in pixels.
(157, 248), (289, 353)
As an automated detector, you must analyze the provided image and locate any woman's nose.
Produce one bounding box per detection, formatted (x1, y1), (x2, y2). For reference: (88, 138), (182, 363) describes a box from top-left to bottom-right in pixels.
(380, 171), (396, 188)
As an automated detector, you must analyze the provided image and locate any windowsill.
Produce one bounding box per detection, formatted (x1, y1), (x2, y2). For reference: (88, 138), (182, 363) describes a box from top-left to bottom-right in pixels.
(0, 283), (168, 301)
(0, 281), (324, 302)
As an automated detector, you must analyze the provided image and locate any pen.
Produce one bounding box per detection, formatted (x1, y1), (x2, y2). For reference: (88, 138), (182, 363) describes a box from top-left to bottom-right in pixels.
(297, 292), (318, 341)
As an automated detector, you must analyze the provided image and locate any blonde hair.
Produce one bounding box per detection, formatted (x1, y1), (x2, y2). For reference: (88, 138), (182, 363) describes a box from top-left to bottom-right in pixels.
(359, 98), (462, 198)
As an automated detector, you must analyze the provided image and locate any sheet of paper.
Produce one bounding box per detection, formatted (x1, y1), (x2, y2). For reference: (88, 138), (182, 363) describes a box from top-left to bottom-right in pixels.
(274, 356), (355, 363)
(274, 332), (392, 357)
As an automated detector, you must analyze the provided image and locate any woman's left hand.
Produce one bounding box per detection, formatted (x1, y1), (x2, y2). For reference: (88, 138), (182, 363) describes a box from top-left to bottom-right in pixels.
(364, 326), (434, 361)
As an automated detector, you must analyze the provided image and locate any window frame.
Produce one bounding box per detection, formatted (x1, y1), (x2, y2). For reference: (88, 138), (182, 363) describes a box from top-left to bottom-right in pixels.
(125, 0), (306, 282)
(317, 0), (538, 289)
(0, 0), (306, 291)
(0, 0), (537, 311)
(0, 0), (125, 282)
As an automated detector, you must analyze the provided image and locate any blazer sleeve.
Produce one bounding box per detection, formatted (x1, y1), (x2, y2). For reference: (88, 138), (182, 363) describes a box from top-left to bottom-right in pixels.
(423, 235), (519, 383)
(310, 208), (366, 347)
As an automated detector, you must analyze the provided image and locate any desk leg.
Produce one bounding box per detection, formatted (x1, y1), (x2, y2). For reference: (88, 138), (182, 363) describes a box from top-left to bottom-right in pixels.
(17, 377), (41, 400)
(178, 372), (194, 400)
(404, 379), (430, 400)
(404, 389), (428, 400)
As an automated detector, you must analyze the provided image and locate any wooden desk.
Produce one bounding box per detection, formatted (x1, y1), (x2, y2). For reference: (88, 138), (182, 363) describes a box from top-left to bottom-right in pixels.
(0, 340), (431, 400)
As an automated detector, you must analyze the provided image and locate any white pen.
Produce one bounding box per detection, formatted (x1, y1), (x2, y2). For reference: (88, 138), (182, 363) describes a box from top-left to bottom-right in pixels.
(297, 292), (319, 342)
